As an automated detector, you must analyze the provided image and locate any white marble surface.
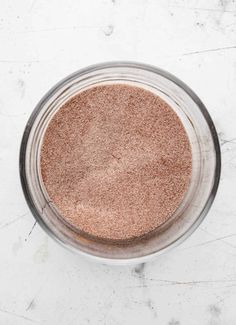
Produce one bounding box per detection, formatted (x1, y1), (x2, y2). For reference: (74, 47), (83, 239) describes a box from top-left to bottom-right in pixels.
(0, 0), (236, 324)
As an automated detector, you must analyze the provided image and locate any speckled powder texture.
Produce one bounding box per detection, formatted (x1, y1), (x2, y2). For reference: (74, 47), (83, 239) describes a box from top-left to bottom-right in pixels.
(40, 84), (192, 241)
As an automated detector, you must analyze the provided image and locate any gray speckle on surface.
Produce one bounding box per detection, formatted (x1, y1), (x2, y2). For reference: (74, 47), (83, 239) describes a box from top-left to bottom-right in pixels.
(103, 24), (114, 36)
(26, 299), (36, 311)
(196, 21), (205, 28)
(134, 263), (146, 276)
(207, 304), (221, 325)
(146, 299), (157, 318)
(17, 78), (25, 98)
(208, 304), (221, 317)
(218, 0), (231, 11)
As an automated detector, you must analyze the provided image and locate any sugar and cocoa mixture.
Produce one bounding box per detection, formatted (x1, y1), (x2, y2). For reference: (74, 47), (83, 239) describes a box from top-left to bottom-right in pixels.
(40, 84), (192, 241)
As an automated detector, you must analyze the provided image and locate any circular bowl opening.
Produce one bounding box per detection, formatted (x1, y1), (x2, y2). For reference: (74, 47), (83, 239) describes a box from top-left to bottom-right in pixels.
(19, 62), (221, 264)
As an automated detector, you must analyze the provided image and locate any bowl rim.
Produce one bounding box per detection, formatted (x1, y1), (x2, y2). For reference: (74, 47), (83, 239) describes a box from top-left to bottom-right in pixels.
(19, 61), (221, 264)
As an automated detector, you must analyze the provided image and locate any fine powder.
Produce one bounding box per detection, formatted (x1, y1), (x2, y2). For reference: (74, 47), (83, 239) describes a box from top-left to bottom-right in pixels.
(40, 84), (192, 241)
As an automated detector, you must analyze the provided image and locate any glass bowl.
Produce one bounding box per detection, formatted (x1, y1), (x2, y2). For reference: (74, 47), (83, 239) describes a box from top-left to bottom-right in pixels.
(19, 62), (221, 264)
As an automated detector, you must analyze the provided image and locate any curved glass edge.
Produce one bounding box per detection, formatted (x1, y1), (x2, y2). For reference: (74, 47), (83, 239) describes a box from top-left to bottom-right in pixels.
(19, 61), (221, 264)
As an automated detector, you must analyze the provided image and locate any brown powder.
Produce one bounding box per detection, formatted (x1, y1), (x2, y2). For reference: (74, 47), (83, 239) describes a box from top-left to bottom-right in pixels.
(40, 84), (192, 241)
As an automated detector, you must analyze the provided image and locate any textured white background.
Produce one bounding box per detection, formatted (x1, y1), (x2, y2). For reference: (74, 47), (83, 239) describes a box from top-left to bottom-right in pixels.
(0, 0), (236, 324)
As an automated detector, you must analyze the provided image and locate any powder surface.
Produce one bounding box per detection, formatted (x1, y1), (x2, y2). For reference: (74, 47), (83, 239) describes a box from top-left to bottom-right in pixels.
(40, 84), (192, 241)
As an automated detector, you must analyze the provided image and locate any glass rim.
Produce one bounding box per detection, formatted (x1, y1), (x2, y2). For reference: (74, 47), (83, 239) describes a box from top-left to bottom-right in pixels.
(19, 61), (221, 264)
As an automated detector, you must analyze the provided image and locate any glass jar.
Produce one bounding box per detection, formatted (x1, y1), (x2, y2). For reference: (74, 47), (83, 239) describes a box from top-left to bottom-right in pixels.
(19, 62), (221, 264)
